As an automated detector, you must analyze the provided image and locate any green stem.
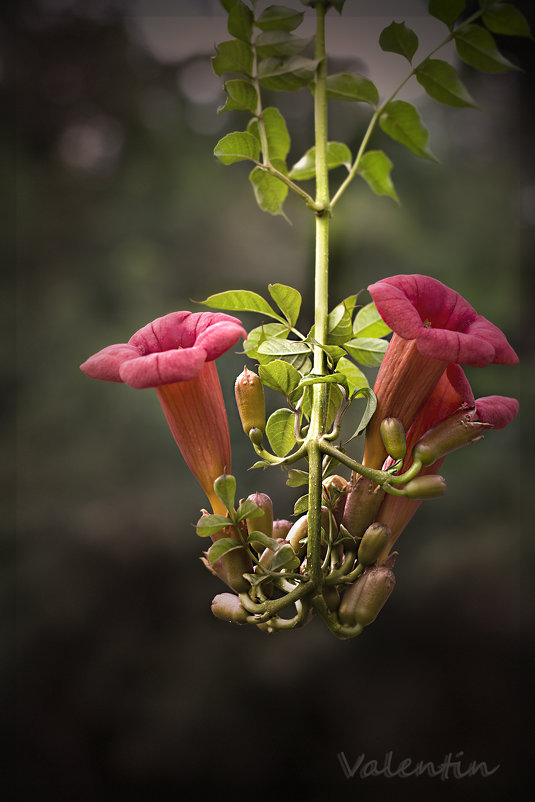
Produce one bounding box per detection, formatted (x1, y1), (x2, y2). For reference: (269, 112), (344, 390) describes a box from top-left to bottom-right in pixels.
(306, 3), (331, 593)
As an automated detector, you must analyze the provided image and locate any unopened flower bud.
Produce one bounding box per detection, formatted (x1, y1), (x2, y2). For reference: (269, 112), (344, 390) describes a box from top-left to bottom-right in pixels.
(246, 491), (273, 551)
(273, 519), (292, 539)
(357, 522), (392, 566)
(323, 474), (350, 525)
(211, 593), (249, 625)
(380, 417), (407, 461)
(235, 367), (266, 437)
(341, 476), (385, 539)
(339, 566), (395, 627)
(323, 585), (341, 612)
(286, 507), (332, 557)
(413, 406), (489, 467)
(403, 475), (446, 499)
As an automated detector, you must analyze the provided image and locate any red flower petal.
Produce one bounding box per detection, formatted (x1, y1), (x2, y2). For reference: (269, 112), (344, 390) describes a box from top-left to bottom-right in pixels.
(476, 396), (519, 429)
(119, 346), (207, 389)
(80, 343), (140, 382)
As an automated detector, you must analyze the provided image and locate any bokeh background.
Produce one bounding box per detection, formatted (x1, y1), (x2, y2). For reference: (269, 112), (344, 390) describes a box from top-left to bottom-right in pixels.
(13, 0), (535, 799)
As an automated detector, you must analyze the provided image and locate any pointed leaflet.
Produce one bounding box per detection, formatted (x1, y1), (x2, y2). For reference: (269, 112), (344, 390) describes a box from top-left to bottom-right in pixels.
(255, 31), (313, 59)
(243, 322), (290, 363)
(213, 473), (236, 514)
(353, 302), (391, 338)
(207, 538), (243, 563)
(249, 163), (289, 216)
(266, 408), (297, 457)
(214, 131), (260, 165)
(236, 499), (264, 522)
(248, 107), (290, 161)
(357, 150), (399, 203)
(346, 387), (377, 441)
(246, 531), (279, 551)
(268, 283), (302, 327)
(428, 0), (465, 29)
(258, 56), (318, 91)
(379, 21), (418, 63)
(327, 303), (354, 345)
(325, 73), (379, 106)
(271, 543), (300, 572)
(200, 289), (284, 320)
(219, 79), (258, 114)
(336, 356), (369, 395)
(212, 40), (254, 77)
(454, 25), (517, 73)
(293, 494), (309, 516)
(379, 100), (437, 161)
(256, 5), (304, 32)
(289, 142), (352, 181)
(258, 338), (310, 357)
(344, 337), (389, 367)
(228, 1), (254, 42)
(196, 514), (232, 537)
(415, 59), (476, 107)
(482, 4), (532, 38)
(258, 359), (301, 397)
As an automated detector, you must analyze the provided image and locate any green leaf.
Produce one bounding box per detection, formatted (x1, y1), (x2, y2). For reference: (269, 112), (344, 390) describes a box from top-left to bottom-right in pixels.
(289, 142), (352, 181)
(201, 289), (283, 320)
(248, 107), (290, 161)
(258, 56), (318, 91)
(214, 131), (260, 165)
(219, 79), (258, 114)
(255, 31), (313, 58)
(301, 383), (343, 428)
(236, 499), (263, 522)
(259, 359), (302, 396)
(344, 337), (389, 367)
(196, 514), (231, 537)
(341, 294), (361, 317)
(286, 469), (309, 487)
(243, 322), (290, 363)
(266, 408), (297, 457)
(482, 3), (532, 38)
(415, 58), (476, 107)
(306, 337), (346, 363)
(207, 537), (243, 563)
(249, 165), (289, 216)
(346, 387), (377, 441)
(358, 150), (399, 203)
(379, 100), (437, 160)
(258, 338), (310, 356)
(428, 0), (465, 29)
(336, 357), (369, 395)
(246, 531), (279, 551)
(256, 5), (304, 32)
(271, 543), (300, 572)
(268, 283), (302, 327)
(325, 72), (379, 106)
(212, 40), (254, 77)
(228, 1), (254, 42)
(454, 25), (517, 73)
(293, 494), (309, 516)
(213, 473), (236, 513)
(379, 21), (419, 63)
(353, 302), (391, 338)
(327, 303), (354, 345)
(220, 0), (237, 12)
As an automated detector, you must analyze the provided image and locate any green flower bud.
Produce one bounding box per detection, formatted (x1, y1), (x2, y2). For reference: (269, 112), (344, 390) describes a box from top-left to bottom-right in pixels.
(286, 507), (332, 558)
(413, 407), (488, 467)
(235, 367), (266, 437)
(341, 476), (385, 539)
(211, 593), (249, 625)
(357, 522), (392, 566)
(403, 475), (446, 499)
(323, 585), (341, 612)
(380, 417), (407, 461)
(339, 566), (395, 627)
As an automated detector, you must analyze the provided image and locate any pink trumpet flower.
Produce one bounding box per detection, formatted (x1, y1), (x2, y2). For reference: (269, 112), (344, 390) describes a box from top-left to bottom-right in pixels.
(80, 311), (246, 514)
(363, 274), (518, 469)
(375, 364), (519, 561)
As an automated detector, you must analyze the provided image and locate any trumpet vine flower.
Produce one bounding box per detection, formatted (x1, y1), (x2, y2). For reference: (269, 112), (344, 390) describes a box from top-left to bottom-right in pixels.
(80, 311), (247, 515)
(363, 274), (518, 469)
(375, 364), (519, 561)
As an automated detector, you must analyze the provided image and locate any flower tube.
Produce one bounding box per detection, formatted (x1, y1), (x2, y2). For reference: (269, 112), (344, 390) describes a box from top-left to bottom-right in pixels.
(80, 311), (247, 514)
(363, 274), (518, 468)
(375, 364), (519, 561)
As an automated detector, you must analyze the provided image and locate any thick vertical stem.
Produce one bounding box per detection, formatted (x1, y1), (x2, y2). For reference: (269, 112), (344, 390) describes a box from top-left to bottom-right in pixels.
(307, 4), (330, 589)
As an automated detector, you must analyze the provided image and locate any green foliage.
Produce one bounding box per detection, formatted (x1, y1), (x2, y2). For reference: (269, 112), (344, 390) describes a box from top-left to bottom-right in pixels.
(325, 73), (379, 106)
(207, 538), (243, 563)
(353, 302), (392, 338)
(212, 40), (254, 77)
(357, 151), (399, 203)
(259, 359), (302, 396)
(379, 100), (437, 161)
(258, 55), (319, 91)
(256, 31), (313, 58)
(249, 165), (289, 216)
(214, 473), (236, 513)
(289, 142), (352, 181)
(228, 1), (254, 42)
(379, 21), (419, 63)
(482, 3), (532, 37)
(428, 0), (465, 29)
(219, 80), (258, 114)
(344, 337), (389, 367)
(454, 25), (518, 72)
(214, 131), (260, 165)
(266, 408), (297, 456)
(270, 543), (300, 572)
(256, 6), (304, 32)
(415, 59), (476, 108)
(268, 283), (302, 327)
(196, 514), (232, 537)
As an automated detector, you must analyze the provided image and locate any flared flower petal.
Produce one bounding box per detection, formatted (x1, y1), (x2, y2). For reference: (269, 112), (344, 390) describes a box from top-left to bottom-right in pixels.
(80, 311), (247, 513)
(363, 275), (518, 468)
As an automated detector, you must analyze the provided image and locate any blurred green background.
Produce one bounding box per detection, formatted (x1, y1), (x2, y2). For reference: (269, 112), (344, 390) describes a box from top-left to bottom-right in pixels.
(13, 0), (535, 799)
